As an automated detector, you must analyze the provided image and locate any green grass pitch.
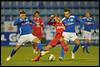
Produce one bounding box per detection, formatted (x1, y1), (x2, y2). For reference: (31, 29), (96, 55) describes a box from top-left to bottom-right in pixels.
(1, 45), (99, 66)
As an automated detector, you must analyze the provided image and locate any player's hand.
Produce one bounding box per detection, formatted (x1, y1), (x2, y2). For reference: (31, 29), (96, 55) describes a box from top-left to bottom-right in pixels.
(93, 30), (97, 34)
(94, 30), (97, 33)
(50, 15), (55, 19)
(92, 30), (96, 35)
(76, 30), (82, 36)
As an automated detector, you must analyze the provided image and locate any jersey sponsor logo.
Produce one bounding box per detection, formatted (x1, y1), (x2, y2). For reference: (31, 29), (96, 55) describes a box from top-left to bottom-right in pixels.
(56, 26), (64, 29)
(65, 23), (74, 26)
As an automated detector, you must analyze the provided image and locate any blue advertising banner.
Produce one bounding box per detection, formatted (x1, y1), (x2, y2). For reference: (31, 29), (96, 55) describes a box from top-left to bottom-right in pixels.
(1, 32), (19, 46)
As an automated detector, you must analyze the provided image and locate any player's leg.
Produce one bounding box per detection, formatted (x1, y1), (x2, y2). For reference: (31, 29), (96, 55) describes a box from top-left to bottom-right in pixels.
(85, 32), (92, 53)
(31, 34), (49, 61)
(32, 37), (58, 61)
(32, 37), (44, 52)
(70, 33), (80, 59)
(32, 30), (42, 54)
(6, 35), (26, 61)
(59, 48), (64, 61)
(45, 37), (59, 51)
(72, 39), (80, 54)
(82, 31), (91, 53)
(59, 37), (68, 60)
(6, 45), (21, 61)
(60, 37), (68, 54)
(32, 42), (39, 54)
(84, 39), (90, 53)
(70, 39), (80, 59)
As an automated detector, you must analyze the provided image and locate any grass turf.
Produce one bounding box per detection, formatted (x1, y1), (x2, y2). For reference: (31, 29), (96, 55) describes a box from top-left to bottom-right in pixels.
(1, 45), (99, 66)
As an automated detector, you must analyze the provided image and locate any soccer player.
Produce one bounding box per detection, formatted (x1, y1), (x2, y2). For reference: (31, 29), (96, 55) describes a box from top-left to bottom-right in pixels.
(32, 15), (68, 61)
(62, 8), (84, 59)
(6, 10), (48, 61)
(32, 10), (44, 54)
(80, 11), (97, 53)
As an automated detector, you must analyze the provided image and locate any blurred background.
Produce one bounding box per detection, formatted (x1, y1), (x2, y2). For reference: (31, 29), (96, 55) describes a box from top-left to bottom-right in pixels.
(1, 1), (99, 46)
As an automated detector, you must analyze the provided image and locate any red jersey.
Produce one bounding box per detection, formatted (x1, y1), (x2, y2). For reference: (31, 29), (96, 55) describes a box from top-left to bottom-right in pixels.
(32, 17), (44, 39)
(48, 21), (64, 35)
(33, 17), (44, 28)
(48, 21), (68, 52)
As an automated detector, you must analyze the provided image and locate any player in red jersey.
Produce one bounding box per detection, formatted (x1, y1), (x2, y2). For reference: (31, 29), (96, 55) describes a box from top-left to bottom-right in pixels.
(32, 15), (68, 61)
(32, 10), (44, 54)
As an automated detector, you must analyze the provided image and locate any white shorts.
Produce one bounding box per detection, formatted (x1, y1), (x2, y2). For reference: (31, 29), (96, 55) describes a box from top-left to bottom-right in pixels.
(17, 34), (37, 45)
(82, 30), (92, 40)
(62, 32), (78, 41)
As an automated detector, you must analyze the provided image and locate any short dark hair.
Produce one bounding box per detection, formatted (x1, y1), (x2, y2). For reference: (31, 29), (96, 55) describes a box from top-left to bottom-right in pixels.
(19, 10), (26, 14)
(34, 10), (40, 15)
(64, 8), (70, 12)
(85, 11), (91, 14)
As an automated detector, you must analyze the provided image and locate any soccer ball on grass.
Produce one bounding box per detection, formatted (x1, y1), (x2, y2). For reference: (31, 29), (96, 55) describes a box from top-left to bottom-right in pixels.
(48, 54), (55, 61)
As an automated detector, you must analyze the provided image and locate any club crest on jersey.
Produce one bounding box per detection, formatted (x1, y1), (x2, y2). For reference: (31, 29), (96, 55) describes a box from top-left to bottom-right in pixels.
(70, 19), (74, 22)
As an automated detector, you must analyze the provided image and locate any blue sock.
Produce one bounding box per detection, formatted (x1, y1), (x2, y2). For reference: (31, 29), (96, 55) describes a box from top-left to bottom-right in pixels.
(10, 49), (16, 57)
(84, 43), (89, 53)
(60, 48), (64, 58)
(37, 42), (43, 52)
(72, 45), (79, 53)
(82, 42), (86, 52)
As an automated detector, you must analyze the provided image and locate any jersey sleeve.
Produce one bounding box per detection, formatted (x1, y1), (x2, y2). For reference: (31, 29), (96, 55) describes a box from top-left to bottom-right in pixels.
(13, 18), (19, 26)
(76, 16), (85, 30)
(29, 18), (36, 25)
(13, 18), (26, 26)
(13, 18), (21, 33)
(62, 17), (67, 26)
(92, 17), (97, 30)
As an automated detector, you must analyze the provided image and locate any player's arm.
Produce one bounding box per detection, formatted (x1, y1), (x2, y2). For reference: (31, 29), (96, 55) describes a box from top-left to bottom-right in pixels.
(13, 18), (20, 26)
(40, 18), (44, 29)
(61, 17), (67, 27)
(28, 18), (36, 33)
(48, 15), (56, 26)
(61, 23), (65, 30)
(76, 16), (85, 34)
(14, 18), (26, 26)
(92, 17), (97, 33)
(29, 18), (36, 26)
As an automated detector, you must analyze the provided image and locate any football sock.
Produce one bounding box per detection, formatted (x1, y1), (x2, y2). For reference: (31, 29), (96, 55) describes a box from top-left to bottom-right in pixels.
(72, 45), (79, 53)
(37, 42), (43, 52)
(83, 42), (89, 53)
(9, 49), (17, 57)
(60, 48), (64, 58)
(84, 43), (89, 53)
(83, 47), (85, 53)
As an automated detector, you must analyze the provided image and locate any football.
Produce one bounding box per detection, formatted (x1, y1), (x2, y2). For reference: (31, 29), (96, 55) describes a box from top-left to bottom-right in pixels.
(48, 54), (55, 61)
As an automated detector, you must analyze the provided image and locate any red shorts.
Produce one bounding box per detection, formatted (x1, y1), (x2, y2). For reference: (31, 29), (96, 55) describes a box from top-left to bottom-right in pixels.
(48, 33), (62, 47)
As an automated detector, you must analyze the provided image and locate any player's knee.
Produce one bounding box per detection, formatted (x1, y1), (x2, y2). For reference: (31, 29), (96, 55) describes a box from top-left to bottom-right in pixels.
(74, 39), (80, 45)
(32, 38), (40, 43)
(86, 39), (91, 44)
(60, 38), (63, 41)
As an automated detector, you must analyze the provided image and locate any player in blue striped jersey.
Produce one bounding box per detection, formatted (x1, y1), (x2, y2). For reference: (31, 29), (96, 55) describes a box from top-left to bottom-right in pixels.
(80, 11), (97, 53)
(60, 8), (84, 60)
(6, 10), (48, 61)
